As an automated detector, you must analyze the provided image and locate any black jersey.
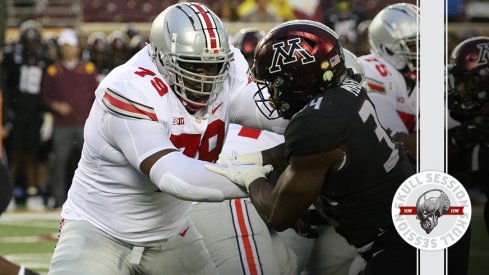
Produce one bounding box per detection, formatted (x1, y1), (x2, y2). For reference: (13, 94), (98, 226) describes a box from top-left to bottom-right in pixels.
(3, 42), (47, 113)
(285, 79), (415, 247)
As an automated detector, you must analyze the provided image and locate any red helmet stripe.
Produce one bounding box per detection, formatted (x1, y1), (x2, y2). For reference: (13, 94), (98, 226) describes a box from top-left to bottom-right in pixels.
(190, 4), (219, 50)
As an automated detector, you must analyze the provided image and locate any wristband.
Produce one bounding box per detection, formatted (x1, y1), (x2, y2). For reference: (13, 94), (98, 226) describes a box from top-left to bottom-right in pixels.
(236, 152), (263, 165)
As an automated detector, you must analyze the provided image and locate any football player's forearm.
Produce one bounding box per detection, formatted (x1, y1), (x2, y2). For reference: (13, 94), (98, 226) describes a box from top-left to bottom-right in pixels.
(248, 178), (277, 227)
(248, 178), (294, 231)
(0, 256), (20, 275)
(392, 132), (417, 158)
(150, 151), (248, 202)
(262, 143), (288, 170)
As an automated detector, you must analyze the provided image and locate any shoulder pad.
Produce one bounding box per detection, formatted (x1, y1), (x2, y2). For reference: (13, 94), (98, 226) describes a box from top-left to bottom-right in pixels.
(99, 64), (169, 109)
(101, 87), (158, 121)
(359, 55), (393, 94)
(228, 45), (249, 80)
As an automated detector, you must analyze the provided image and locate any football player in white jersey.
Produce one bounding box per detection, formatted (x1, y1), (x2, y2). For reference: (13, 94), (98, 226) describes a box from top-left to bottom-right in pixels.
(358, 3), (418, 157)
(190, 124), (298, 275)
(48, 3), (287, 275)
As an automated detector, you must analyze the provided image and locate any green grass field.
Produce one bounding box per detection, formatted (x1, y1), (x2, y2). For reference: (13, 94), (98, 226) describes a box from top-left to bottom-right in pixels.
(1, 207), (488, 274)
(0, 211), (60, 274)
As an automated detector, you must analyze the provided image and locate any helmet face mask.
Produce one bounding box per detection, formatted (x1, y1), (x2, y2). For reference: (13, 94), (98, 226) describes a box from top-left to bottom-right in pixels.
(150, 3), (233, 111)
(159, 52), (231, 109)
(448, 36), (489, 118)
(253, 73), (313, 120)
(368, 3), (419, 72)
(448, 68), (489, 117)
(251, 20), (346, 120)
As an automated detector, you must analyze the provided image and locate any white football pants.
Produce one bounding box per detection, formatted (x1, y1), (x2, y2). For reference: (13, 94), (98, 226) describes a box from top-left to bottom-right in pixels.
(48, 219), (218, 275)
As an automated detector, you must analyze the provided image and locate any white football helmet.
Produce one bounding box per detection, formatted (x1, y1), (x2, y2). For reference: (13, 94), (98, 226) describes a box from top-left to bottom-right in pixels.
(368, 3), (419, 72)
(149, 2), (233, 110)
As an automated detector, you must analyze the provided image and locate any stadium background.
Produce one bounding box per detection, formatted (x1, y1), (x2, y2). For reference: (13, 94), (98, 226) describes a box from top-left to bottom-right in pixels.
(0, 0), (488, 274)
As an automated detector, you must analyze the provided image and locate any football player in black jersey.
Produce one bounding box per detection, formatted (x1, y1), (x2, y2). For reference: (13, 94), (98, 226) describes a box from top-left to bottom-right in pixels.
(447, 36), (489, 275)
(207, 20), (417, 275)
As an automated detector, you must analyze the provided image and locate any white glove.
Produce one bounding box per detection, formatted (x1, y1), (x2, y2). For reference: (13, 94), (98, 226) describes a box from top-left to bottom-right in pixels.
(205, 162), (273, 191)
(40, 112), (54, 142)
(216, 150), (263, 166)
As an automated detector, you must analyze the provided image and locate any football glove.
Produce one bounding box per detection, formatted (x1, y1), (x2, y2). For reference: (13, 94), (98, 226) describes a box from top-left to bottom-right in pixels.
(205, 162), (273, 192)
(216, 151), (263, 166)
(39, 112), (54, 142)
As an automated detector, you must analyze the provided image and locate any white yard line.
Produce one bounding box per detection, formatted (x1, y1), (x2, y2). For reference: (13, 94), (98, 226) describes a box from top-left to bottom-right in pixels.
(0, 233), (58, 243)
(0, 221), (60, 229)
(4, 253), (53, 268)
(0, 211), (61, 221)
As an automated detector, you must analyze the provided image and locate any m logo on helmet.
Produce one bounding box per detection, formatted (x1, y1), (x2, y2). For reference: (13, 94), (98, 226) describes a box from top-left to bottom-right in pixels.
(476, 42), (489, 65)
(269, 38), (315, 73)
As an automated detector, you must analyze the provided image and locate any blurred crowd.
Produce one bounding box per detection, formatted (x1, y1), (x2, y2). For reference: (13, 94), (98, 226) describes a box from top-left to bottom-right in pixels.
(0, 20), (149, 210)
(447, 0), (489, 22)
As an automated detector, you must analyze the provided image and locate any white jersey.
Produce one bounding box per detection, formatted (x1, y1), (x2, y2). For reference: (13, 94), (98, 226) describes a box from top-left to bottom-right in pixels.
(62, 45), (255, 245)
(359, 54), (416, 133)
(222, 123), (284, 154)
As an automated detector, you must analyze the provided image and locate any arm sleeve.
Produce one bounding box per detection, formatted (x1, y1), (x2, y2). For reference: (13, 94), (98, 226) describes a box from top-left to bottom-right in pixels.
(150, 152), (248, 202)
(230, 82), (289, 134)
(285, 113), (344, 158)
(103, 112), (247, 202)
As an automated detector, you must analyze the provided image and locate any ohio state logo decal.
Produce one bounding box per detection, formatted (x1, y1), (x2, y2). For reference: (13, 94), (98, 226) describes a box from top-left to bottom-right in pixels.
(391, 171), (471, 251)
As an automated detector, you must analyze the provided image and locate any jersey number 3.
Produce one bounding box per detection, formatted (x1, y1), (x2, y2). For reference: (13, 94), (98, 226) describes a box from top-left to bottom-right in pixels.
(170, 120), (225, 163)
(359, 100), (399, 172)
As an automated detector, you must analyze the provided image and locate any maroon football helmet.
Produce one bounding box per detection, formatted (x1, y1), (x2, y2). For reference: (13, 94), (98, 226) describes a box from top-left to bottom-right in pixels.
(448, 36), (489, 118)
(251, 20), (346, 119)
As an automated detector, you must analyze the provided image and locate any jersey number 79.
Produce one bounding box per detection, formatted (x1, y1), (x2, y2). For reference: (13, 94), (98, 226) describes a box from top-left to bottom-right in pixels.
(170, 120), (226, 163)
